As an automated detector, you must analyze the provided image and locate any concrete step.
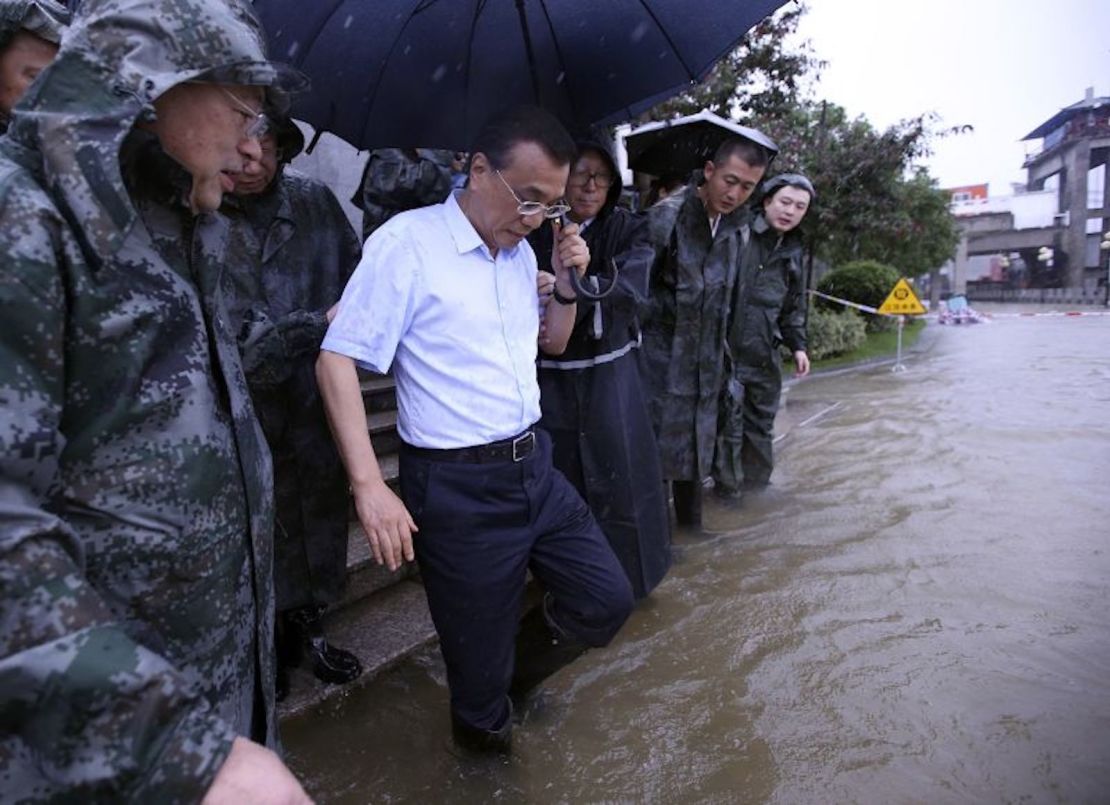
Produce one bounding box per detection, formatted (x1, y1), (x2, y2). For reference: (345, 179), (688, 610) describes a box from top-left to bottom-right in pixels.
(368, 409), (401, 456)
(360, 373), (397, 414)
(277, 579), (437, 721)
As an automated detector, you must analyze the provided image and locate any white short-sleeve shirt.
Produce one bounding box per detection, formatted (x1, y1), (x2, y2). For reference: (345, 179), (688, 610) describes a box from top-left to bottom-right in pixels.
(321, 191), (542, 449)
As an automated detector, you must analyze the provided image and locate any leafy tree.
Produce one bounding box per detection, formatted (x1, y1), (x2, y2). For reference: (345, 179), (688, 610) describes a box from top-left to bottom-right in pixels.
(647, 2), (822, 123)
(641, 2), (962, 284)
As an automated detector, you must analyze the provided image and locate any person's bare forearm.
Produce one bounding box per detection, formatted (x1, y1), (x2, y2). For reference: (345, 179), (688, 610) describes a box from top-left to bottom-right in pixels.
(315, 349), (383, 490)
(316, 349), (416, 570)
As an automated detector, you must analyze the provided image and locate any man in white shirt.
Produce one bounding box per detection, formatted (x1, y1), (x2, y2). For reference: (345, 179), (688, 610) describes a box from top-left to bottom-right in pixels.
(316, 106), (634, 754)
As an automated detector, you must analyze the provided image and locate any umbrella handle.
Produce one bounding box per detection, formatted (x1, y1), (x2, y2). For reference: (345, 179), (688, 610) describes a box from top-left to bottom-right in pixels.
(567, 258), (620, 301)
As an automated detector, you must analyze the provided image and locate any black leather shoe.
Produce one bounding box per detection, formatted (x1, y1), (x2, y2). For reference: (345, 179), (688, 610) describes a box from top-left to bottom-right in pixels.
(286, 606), (363, 685)
(305, 634), (362, 684)
(451, 707), (512, 755)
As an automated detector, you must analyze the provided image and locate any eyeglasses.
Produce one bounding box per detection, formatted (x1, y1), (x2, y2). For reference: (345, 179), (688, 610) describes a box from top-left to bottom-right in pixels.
(568, 170), (614, 189)
(495, 169), (570, 219)
(220, 87), (270, 139)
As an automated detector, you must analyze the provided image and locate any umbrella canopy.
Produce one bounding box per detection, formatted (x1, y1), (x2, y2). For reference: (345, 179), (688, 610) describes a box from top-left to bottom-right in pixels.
(623, 109), (779, 177)
(253, 0), (788, 150)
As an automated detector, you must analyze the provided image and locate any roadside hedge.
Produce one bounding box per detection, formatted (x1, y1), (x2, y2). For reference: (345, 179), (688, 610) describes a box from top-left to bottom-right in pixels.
(804, 307), (867, 360)
(817, 260), (901, 332)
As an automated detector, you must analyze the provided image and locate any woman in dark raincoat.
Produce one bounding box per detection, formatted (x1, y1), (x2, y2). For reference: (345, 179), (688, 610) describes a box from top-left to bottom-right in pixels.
(529, 140), (671, 600)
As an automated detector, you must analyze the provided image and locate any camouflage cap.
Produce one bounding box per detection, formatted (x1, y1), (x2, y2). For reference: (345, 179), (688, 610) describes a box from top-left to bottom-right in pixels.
(0, 0), (69, 50)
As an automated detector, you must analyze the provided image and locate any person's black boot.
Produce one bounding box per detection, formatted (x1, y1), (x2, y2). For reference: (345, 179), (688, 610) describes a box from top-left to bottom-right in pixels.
(451, 705), (513, 755)
(672, 480), (703, 526)
(509, 594), (588, 709)
(287, 606), (363, 685)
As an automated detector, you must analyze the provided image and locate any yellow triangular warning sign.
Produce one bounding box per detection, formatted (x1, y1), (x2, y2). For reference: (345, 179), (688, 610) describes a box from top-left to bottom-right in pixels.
(878, 278), (927, 316)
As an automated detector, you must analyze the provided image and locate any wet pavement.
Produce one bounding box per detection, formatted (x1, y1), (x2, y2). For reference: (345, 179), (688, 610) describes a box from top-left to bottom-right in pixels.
(283, 306), (1110, 803)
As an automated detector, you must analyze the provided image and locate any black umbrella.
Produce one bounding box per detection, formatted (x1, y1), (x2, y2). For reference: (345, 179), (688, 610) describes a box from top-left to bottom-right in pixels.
(253, 0), (788, 150)
(623, 109), (779, 176)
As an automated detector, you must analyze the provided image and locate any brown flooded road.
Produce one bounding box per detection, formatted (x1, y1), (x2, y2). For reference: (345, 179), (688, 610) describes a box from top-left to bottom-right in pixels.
(285, 307), (1110, 803)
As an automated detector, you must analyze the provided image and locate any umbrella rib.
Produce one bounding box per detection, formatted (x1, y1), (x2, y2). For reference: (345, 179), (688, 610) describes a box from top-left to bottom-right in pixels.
(462, 0), (487, 144)
(636, 0), (697, 79)
(356, 0), (433, 148)
(535, 0), (584, 129)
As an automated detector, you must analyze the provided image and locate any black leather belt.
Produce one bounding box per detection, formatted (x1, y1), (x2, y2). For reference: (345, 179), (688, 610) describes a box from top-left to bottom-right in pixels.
(402, 428), (537, 464)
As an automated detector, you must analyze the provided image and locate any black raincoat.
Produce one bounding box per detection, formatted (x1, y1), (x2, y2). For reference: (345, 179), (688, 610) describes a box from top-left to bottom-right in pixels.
(715, 212), (807, 489)
(222, 168), (361, 610)
(529, 141), (670, 600)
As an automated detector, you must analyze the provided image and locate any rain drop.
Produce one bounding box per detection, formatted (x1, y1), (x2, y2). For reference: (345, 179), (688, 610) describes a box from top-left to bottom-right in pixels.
(431, 64), (448, 83)
(287, 41), (299, 58)
(343, 15), (354, 29)
(404, 44), (412, 55)
(630, 21), (649, 42)
(555, 71), (565, 85)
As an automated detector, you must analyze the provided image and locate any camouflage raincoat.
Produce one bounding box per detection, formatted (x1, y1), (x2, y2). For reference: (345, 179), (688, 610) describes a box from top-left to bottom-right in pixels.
(0, 0), (295, 799)
(0, 0), (69, 133)
(353, 147), (455, 239)
(222, 168), (361, 611)
(641, 183), (750, 481)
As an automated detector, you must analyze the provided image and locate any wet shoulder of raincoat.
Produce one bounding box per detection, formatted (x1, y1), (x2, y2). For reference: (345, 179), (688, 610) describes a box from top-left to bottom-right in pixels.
(354, 146), (455, 237)
(0, 0), (288, 799)
(230, 168), (362, 390)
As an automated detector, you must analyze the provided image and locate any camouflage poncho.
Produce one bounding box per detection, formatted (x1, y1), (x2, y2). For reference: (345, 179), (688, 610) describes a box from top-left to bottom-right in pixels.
(0, 0), (300, 799)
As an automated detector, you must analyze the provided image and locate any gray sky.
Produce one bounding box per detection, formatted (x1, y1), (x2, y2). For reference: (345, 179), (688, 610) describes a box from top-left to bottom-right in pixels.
(794, 0), (1110, 195)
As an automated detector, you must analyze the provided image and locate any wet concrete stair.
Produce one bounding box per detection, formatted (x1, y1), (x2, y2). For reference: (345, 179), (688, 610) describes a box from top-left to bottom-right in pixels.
(278, 372), (437, 720)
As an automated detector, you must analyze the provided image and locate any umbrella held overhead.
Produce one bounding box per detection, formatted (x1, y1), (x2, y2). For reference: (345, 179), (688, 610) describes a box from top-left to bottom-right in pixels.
(253, 0), (789, 150)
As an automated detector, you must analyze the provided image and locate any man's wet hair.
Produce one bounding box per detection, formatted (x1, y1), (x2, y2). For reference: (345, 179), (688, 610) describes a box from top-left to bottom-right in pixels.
(712, 137), (772, 169)
(471, 105), (577, 171)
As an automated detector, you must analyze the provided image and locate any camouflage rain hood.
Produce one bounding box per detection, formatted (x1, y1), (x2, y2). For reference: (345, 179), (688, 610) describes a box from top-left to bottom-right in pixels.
(7, 0), (301, 258)
(0, 0), (68, 49)
(1, 0), (303, 801)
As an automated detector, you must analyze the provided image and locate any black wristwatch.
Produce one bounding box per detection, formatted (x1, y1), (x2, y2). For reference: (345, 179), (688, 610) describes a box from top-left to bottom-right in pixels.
(552, 285), (578, 305)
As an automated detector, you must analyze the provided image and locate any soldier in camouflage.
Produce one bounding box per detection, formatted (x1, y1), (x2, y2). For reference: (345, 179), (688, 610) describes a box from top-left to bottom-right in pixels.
(0, 0), (310, 801)
(0, 0), (68, 132)
(222, 117), (364, 698)
(641, 137), (772, 526)
(353, 147), (458, 239)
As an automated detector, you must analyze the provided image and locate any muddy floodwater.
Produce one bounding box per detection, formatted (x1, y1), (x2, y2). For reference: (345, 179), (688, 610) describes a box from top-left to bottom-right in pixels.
(285, 306), (1110, 803)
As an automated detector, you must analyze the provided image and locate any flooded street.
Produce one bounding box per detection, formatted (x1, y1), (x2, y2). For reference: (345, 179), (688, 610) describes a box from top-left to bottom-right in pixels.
(285, 307), (1110, 803)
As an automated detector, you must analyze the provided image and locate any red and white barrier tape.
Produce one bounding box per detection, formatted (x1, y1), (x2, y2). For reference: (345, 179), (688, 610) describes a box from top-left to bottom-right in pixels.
(808, 289), (1110, 319)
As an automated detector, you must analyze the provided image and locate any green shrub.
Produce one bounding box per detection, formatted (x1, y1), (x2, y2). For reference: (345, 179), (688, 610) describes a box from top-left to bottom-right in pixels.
(817, 260), (901, 331)
(804, 307), (867, 360)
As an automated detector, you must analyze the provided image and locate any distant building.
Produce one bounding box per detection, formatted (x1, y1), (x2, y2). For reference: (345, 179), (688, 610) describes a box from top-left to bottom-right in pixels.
(1021, 87), (1109, 290)
(943, 87), (1109, 300)
(946, 183), (988, 204)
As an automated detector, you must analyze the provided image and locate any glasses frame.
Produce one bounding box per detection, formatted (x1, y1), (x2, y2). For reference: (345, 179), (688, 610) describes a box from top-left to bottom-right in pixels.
(568, 169), (614, 189)
(218, 86), (270, 139)
(495, 169), (570, 220)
